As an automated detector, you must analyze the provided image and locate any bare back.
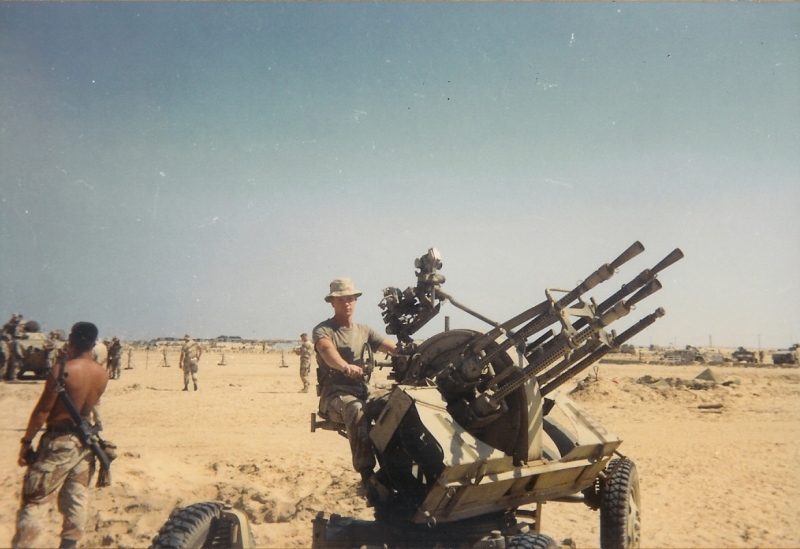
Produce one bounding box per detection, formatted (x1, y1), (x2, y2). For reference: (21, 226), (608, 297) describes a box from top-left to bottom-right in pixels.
(47, 356), (108, 426)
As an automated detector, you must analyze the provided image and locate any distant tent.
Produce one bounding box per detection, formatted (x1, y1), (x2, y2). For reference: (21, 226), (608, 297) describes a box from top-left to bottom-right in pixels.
(695, 368), (723, 384)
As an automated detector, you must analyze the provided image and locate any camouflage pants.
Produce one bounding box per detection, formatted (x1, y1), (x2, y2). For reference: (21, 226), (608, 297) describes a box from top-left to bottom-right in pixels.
(182, 360), (198, 386)
(108, 357), (121, 379)
(320, 393), (376, 474)
(299, 362), (311, 391)
(12, 433), (94, 549)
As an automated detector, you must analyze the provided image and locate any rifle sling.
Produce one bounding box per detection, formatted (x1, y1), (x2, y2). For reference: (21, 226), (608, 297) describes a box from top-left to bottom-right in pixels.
(54, 361), (111, 471)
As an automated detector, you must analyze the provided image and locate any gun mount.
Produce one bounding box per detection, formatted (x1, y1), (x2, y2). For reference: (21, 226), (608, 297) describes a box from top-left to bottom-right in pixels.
(317, 242), (681, 548)
(156, 243), (682, 549)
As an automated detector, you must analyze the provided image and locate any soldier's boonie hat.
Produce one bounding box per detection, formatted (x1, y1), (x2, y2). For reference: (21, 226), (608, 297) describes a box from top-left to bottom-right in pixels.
(325, 278), (362, 302)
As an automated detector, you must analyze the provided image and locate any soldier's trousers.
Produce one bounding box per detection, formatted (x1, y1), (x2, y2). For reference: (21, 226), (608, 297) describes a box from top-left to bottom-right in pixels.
(182, 360), (199, 386)
(12, 433), (94, 549)
(322, 394), (376, 474)
(299, 363), (311, 391)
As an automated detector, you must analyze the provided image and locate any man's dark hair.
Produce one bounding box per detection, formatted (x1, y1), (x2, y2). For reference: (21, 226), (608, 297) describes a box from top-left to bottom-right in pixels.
(301, 332), (308, 338)
(69, 321), (98, 352)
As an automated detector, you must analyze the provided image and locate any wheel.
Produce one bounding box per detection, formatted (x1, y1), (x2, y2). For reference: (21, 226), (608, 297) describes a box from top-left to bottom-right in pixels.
(150, 501), (256, 549)
(508, 532), (559, 549)
(600, 458), (641, 549)
(361, 342), (375, 383)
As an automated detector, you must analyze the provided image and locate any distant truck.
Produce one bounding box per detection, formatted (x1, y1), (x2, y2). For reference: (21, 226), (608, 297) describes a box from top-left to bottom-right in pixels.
(664, 345), (704, 364)
(619, 344), (636, 355)
(2, 322), (65, 380)
(731, 347), (757, 363)
(772, 344), (799, 366)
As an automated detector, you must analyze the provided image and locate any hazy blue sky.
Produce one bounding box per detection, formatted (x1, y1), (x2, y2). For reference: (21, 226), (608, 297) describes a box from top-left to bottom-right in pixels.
(1, 3), (798, 349)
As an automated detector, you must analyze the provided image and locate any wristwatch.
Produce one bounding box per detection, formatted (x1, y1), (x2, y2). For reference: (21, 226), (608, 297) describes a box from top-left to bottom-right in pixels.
(21, 438), (32, 445)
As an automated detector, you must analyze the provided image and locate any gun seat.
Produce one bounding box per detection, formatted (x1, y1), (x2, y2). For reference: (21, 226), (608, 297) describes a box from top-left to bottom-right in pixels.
(310, 411), (347, 438)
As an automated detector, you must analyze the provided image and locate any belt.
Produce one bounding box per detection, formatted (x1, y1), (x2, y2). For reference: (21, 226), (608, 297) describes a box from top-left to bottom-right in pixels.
(46, 425), (82, 435)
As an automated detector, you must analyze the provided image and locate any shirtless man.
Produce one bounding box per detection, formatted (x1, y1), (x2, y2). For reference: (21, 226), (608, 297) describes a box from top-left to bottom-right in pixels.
(13, 321), (108, 549)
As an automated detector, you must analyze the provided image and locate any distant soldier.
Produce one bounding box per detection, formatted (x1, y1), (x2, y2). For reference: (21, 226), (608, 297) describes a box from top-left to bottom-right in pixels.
(125, 348), (133, 370)
(293, 333), (314, 393)
(106, 337), (122, 380)
(161, 348), (169, 367)
(179, 334), (202, 391)
(3, 313), (24, 340)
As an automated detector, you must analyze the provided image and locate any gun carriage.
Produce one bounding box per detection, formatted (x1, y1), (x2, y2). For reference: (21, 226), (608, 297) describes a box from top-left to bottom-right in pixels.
(151, 242), (682, 549)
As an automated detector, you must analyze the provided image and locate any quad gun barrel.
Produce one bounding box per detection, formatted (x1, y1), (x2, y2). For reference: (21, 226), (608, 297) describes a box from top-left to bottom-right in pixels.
(380, 242), (683, 425)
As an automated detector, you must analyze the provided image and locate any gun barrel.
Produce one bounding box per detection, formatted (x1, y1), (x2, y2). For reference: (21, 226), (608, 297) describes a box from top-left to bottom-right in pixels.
(540, 308), (666, 396)
(608, 241), (645, 271)
(476, 241), (644, 364)
(625, 279), (662, 309)
(650, 248), (684, 276)
(536, 339), (603, 387)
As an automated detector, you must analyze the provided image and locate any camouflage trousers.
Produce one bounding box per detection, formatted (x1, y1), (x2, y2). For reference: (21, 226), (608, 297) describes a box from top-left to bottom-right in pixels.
(108, 357), (121, 380)
(182, 360), (199, 386)
(320, 393), (376, 474)
(12, 432), (94, 549)
(299, 362), (311, 391)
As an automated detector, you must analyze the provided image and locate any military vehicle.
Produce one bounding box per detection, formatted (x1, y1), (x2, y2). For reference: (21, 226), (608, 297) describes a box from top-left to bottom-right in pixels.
(731, 347), (757, 363)
(772, 344), (799, 366)
(2, 321), (64, 380)
(619, 344), (636, 355)
(663, 346), (704, 364)
(151, 242), (682, 549)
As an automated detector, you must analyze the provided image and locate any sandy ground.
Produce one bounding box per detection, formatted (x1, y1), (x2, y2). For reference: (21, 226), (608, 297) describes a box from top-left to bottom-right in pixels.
(1, 349), (799, 548)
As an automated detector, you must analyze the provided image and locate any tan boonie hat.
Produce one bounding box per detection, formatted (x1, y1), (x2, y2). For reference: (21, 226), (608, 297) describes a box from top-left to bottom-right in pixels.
(325, 278), (362, 302)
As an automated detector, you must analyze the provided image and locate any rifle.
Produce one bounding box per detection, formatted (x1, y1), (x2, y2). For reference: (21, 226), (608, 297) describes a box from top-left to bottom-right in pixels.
(52, 360), (114, 487)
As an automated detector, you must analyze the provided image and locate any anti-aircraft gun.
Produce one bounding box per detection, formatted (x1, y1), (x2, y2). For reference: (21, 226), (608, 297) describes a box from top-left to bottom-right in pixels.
(149, 243), (682, 549)
(313, 242), (683, 549)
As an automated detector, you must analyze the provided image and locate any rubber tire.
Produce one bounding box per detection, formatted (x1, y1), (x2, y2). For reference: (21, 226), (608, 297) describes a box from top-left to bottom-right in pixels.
(600, 458), (641, 549)
(508, 532), (559, 549)
(149, 501), (224, 549)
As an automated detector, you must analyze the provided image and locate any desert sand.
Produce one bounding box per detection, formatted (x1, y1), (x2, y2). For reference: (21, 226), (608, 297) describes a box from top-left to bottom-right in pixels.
(1, 348), (799, 548)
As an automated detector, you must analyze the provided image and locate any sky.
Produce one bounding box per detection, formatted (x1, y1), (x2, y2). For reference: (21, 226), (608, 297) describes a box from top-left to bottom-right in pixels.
(1, 2), (798, 349)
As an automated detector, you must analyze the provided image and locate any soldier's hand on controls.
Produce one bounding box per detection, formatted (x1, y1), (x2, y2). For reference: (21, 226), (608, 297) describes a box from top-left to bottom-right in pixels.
(342, 364), (363, 380)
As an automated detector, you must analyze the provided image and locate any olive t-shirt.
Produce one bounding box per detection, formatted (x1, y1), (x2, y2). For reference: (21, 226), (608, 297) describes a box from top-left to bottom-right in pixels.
(312, 319), (384, 398)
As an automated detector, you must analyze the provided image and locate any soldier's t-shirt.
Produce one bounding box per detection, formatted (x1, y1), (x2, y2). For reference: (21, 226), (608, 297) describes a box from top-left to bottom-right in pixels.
(299, 340), (314, 366)
(181, 339), (202, 365)
(312, 319), (384, 400)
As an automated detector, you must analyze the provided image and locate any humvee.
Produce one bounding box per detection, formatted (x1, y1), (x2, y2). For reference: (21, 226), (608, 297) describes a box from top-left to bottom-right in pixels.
(2, 322), (65, 381)
(731, 347), (757, 364)
(772, 344), (799, 365)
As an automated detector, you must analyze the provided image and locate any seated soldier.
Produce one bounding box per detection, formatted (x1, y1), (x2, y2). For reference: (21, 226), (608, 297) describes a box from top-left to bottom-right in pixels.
(313, 278), (396, 499)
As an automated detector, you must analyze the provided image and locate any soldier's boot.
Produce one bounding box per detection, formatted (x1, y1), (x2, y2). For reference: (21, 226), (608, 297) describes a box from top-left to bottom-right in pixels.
(183, 385), (189, 391)
(58, 538), (78, 549)
(194, 382), (198, 391)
